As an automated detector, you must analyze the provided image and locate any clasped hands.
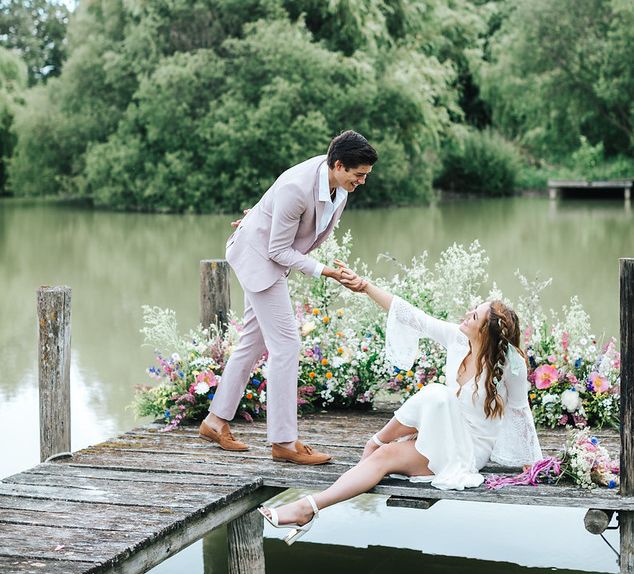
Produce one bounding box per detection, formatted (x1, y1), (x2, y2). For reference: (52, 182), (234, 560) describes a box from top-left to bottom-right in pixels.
(332, 259), (368, 293)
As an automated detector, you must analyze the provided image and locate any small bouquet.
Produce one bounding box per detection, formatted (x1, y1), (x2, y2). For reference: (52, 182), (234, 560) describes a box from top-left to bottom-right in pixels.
(560, 428), (619, 489)
(486, 428), (619, 490)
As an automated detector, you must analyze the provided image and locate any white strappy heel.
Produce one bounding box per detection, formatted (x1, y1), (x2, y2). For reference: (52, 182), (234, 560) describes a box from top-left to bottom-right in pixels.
(258, 494), (320, 545)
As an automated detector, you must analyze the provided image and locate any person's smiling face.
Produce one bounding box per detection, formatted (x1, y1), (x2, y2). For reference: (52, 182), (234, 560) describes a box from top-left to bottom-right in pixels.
(332, 160), (372, 193)
(459, 301), (491, 340)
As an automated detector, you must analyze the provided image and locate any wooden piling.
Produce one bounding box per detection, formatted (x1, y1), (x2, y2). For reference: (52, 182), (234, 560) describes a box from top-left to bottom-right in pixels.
(620, 258), (634, 573)
(36, 286), (72, 463)
(584, 509), (615, 534)
(200, 259), (231, 333)
(227, 508), (266, 574)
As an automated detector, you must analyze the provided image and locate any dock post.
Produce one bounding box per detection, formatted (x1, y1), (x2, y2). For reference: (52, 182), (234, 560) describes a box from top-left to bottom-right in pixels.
(37, 286), (72, 463)
(227, 509), (266, 574)
(200, 259), (231, 333)
(620, 259), (634, 573)
(549, 186), (558, 200)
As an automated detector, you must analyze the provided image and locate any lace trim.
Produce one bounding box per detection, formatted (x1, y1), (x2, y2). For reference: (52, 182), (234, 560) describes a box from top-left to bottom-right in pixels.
(490, 405), (543, 466)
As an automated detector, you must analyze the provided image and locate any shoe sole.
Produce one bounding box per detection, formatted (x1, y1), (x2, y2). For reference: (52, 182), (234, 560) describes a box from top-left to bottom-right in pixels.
(198, 433), (249, 452)
(271, 456), (332, 465)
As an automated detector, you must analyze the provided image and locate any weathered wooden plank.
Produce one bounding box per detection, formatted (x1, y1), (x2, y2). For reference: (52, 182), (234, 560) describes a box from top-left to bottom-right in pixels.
(10, 464), (257, 487)
(0, 496), (188, 531)
(0, 555), (94, 574)
(37, 285), (72, 463)
(227, 509), (265, 574)
(0, 479), (240, 510)
(386, 496), (437, 510)
(93, 486), (281, 574)
(200, 259), (231, 332)
(621, 259), (634, 496)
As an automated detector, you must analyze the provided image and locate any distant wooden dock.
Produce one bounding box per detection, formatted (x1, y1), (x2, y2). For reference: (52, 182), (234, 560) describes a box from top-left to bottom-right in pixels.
(548, 178), (633, 200)
(0, 412), (626, 574)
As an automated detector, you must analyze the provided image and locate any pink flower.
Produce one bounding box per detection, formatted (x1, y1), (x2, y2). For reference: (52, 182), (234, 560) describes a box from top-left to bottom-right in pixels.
(534, 364), (559, 389)
(589, 372), (610, 393)
(562, 331), (569, 351)
(196, 371), (218, 388)
(548, 355), (557, 364)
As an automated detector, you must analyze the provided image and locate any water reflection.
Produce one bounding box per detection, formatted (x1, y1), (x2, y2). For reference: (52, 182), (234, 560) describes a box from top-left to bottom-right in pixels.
(1, 196), (632, 572)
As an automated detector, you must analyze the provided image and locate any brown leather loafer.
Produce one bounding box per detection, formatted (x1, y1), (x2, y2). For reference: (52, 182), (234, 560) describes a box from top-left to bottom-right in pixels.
(199, 421), (249, 451)
(271, 441), (332, 465)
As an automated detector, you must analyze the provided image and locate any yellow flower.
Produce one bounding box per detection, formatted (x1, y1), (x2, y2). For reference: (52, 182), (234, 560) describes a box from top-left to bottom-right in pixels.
(336, 308), (344, 317)
(312, 308), (320, 316)
(325, 372), (333, 379)
(323, 316), (330, 324)
(321, 358), (328, 366)
(406, 370), (414, 377)
(396, 374), (403, 381)
(529, 393), (537, 400)
(417, 383), (423, 389)
(337, 347), (344, 354)
(309, 372), (316, 379)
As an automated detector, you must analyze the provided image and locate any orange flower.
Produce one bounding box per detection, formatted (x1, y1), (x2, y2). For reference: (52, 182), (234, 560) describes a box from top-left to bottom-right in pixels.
(321, 358), (328, 366)
(406, 385), (412, 392)
(529, 392), (536, 400)
(406, 370), (414, 377)
(312, 308), (320, 316)
(396, 374), (403, 381)
(325, 372), (333, 379)
(336, 331), (344, 337)
(246, 392), (253, 399)
(323, 316), (330, 324)
(309, 372), (316, 379)
(337, 347), (344, 354)
(417, 383), (423, 389)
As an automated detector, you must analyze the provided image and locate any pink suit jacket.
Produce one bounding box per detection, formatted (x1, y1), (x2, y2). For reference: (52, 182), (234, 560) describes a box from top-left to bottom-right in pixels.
(226, 155), (347, 293)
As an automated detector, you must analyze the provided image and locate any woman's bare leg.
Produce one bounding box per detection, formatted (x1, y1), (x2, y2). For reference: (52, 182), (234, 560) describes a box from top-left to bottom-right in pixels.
(360, 417), (417, 461)
(262, 441), (431, 526)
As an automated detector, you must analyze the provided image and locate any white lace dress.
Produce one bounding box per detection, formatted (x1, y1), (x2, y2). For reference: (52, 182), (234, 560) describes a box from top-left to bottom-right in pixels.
(386, 296), (542, 491)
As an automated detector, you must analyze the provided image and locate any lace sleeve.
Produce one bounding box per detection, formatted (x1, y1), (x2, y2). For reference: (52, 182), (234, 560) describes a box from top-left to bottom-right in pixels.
(490, 404), (543, 466)
(491, 351), (542, 466)
(385, 296), (457, 370)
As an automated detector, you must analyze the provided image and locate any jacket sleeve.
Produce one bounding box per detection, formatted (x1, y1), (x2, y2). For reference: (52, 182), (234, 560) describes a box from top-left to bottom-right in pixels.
(267, 183), (321, 277)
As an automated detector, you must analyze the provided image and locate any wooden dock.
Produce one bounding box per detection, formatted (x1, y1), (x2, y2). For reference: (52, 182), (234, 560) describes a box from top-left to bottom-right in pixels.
(0, 410), (627, 574)
(548, 178), (633, 200)
(2, 258), (633, 573)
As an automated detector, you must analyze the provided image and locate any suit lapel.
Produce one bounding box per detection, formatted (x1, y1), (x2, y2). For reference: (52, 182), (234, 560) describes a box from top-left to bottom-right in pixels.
(313, 160), (327, 241)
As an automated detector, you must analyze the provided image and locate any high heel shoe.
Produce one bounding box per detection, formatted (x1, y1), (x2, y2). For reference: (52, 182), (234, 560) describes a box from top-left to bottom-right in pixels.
(258, 494), (319, 545)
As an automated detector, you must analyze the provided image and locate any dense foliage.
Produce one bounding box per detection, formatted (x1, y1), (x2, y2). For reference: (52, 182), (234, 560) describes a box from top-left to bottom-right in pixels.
(2, 0), (634, 207)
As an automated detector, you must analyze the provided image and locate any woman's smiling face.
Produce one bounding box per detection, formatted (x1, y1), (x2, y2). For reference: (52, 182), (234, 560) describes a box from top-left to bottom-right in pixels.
(459, 301), (491, 340)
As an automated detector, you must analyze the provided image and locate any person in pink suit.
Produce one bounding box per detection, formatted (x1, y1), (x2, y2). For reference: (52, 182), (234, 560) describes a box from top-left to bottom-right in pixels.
(200, 130), (378, 465)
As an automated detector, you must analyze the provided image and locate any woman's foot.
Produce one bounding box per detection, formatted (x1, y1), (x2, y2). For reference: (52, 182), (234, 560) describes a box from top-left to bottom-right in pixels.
(260, 497), (315, 527)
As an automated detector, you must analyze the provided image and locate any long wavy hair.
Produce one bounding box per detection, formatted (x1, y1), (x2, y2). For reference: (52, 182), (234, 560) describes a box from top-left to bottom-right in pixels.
(469, 300), (524, 419)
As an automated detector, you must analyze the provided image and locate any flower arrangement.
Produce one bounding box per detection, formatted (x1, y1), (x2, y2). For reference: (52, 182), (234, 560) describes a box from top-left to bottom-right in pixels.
(132, 230), (621, 431)
(486, 428), (619, 490)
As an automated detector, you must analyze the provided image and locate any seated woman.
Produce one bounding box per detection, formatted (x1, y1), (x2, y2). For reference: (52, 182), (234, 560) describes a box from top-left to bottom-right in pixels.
(260, 265), (542, 545)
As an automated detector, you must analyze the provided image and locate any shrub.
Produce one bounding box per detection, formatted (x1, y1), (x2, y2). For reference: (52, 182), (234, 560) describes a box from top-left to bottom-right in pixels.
(435, 128), (521, 196)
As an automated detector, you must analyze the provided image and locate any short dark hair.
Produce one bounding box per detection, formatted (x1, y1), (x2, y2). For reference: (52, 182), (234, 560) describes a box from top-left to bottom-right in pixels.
(327, 130), (378, 169)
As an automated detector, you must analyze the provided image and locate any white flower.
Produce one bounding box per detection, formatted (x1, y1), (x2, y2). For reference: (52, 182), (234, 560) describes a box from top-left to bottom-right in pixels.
(194, 382), (210, 395)
(561, 389), (581, 412)
(301, 321), (317, 336)
(541, 393), (559, 405)
(172, 353), (181, 362)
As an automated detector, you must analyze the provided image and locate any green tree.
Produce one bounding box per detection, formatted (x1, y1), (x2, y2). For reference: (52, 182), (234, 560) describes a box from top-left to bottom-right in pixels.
(0, 46), (26, 194)
(478, 0), (634, 159)
(0, 0), (70, 85)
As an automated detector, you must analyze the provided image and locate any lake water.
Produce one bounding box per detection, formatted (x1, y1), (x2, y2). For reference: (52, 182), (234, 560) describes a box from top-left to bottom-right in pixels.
(1, 196), (632, 573)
